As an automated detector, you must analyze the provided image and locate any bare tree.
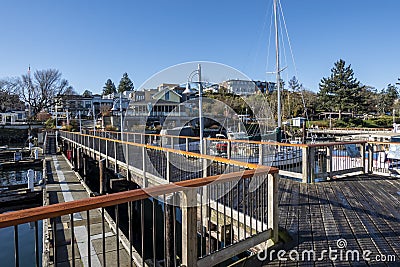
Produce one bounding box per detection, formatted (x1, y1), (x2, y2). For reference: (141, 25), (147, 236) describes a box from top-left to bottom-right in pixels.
(3, 69), (73, 118)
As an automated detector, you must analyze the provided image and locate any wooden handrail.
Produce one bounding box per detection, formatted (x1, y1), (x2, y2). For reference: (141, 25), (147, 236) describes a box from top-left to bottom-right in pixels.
(61, 131), (263, 170)
(306, 140), (367, 148)
(0, 167), (276, 228)
(85, 129), (308, 147)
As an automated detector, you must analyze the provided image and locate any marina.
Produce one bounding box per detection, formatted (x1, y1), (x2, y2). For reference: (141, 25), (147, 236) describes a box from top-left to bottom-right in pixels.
(0, 130), (399, 266)
(1, 0), (400, 266)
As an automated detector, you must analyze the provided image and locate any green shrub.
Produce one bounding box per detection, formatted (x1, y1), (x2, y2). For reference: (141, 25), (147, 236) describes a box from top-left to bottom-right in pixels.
(105, 124), (117, 131)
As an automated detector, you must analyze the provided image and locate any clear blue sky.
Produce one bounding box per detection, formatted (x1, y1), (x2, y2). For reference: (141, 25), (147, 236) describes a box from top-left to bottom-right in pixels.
(1, 0), (399, 94)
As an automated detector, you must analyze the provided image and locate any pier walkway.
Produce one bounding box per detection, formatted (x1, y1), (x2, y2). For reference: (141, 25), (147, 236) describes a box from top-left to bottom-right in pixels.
(45, 154), (133, 266)
(0, 130), (399, 266)
(46, 152), (400, 266)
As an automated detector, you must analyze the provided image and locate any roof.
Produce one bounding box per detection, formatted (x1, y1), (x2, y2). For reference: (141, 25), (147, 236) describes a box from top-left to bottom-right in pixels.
(129, 99), (181, 106)
(152, 88), (182, 100)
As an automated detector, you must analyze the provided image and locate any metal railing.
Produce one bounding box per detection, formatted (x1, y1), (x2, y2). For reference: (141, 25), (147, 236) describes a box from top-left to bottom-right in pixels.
(83, 130), (400, 183)
(83, 129), (304, 180)
(60, 131), (261, 186)
(0, 166), (278, 267)
(366, 141), (400, 176)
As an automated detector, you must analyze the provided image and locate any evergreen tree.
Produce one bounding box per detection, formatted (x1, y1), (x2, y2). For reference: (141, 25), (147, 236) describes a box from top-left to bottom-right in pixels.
(118, 73), (134, 93)
(378, 84), (399, 114)
(103, 79), (116, 96)
(82, 90), (92, 97)
(288, 76), (301, 91)
(318, 59), (364, 119)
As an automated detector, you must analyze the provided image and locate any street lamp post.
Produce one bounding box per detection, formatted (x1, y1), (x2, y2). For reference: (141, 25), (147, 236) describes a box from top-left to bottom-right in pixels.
(92, 105), (96, 134)
(75, 111), (82, 133)
(55, 103), (58, 128)
(120, 93), (123, 141)
(183, 64), (203, 154)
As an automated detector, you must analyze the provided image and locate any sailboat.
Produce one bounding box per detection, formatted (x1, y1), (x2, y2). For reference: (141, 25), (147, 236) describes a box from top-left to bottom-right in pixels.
(211, 0), (303, 167)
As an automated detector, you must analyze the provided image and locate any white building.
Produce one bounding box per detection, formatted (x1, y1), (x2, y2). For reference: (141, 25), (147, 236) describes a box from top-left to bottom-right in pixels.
(220, 80), (257, 96)
(0, 111), (27, 125)
(292, 117), (306, 127)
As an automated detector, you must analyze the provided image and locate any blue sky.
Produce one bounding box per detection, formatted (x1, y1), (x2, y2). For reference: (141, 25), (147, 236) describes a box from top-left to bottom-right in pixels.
(1, 0), (399, 94)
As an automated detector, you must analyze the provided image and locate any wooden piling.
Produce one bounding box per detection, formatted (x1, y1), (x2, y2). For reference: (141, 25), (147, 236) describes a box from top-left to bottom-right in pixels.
(165, 194), (175, 267)
(82, 156), (88, 183)
(181, 189), (198, 267)
(99, 158), (107, 194)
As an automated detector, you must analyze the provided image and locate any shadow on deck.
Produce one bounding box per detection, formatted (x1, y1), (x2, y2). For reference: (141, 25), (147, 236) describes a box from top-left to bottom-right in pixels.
(248, 174), (400, 266)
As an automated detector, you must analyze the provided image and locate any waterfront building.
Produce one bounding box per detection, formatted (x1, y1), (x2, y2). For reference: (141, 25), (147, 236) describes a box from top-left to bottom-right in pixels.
(219, 79), (276, 95)
(0, 111), (27, 125)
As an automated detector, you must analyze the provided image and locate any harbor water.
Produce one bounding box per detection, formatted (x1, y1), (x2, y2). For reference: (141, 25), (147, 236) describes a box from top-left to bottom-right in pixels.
(0, 168), (43, 267)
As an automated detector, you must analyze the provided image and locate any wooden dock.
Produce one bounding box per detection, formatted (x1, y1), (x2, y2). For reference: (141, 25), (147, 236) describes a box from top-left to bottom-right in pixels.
(262, 174), (400, 266)
(44, 155), (134, 266)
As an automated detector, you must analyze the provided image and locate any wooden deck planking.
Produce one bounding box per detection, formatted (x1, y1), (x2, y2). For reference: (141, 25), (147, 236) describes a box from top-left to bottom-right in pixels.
(333, 183), (388, 266)
(344, 178), (400, 261)
(310, 185), (332, 266)
(340, 179), (397, 260)
(281, 182), (300, 267)
(322, 185), (367, 267)
(265, 175), (400, 266)
(294, 184), (314, 267)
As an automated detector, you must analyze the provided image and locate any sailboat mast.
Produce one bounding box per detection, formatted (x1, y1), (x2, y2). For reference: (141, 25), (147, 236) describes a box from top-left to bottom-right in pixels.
(274, 0), (282, 128)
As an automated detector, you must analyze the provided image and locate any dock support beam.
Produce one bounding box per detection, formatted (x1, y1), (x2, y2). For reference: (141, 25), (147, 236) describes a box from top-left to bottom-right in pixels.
(326, 146), (333, 180)
(360, 143), (366, 174)
(82, 156), (88, 183)
(268, 173), (279, 243)
(165, 195), (175, 267)
(99, 158), (107, 194)
(77, 147), (82, 172)
(181, 189), (198, 267)
(301, 147), (309, 183)
(368, 144), (373, 173)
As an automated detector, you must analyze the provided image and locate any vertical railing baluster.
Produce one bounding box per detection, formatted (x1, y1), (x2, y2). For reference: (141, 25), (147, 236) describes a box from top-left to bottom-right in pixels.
(14, 225), (19, 267)
(52, 219), (57, 266)
(172, 195), (177, 267)
(116, 205), (120, 267)
(200, 187), (203, 257)
(249, 179), (252, 236)
(163, 195), (167, 266)
(129, 202), (133, 267)
(223, 183), (226, 248)
(141, 200), (145, 267)
(102, 207), (106, 267)
(34, 221), (39, 267)
(152, 199), (156, 266)
(230, 181), (234, 244)
(243, 179), (246, 240)
(208, 185), (212, 253)
(236, 181), (240, 241)
(216, 184), (219, 250)
(87, 210), (91, 267)
(71, 214), (75, 267)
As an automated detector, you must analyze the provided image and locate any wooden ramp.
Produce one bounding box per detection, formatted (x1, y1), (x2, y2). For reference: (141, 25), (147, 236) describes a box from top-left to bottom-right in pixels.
(45, 155), (135, 266)
(263, 174), (400, 266)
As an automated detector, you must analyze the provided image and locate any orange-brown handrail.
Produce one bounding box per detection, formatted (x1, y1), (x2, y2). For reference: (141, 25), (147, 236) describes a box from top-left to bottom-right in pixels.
(61, 131), (264, 170)
(0, 167), (276, 228)
(86, 129), (308, 147)
(306, 140), (367, 148)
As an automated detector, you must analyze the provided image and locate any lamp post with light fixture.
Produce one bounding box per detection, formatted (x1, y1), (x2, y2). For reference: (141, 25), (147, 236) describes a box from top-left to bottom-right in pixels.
(182, 64), (204, 154)
(111, 94), (124, 141)
(74, 111), (82, 133)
